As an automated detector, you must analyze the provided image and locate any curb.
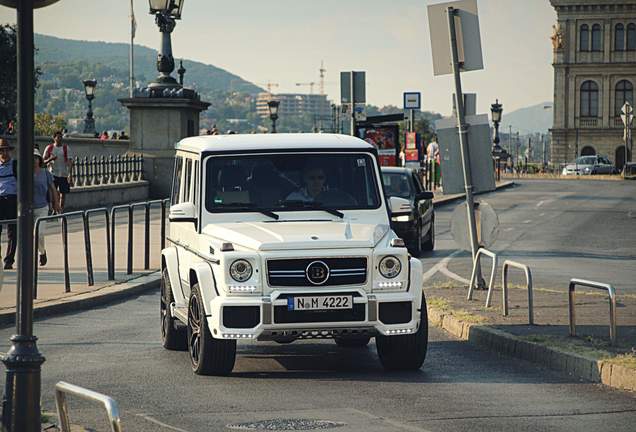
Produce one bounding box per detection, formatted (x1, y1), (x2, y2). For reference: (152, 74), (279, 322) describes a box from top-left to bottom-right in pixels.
(426, 304), (636, 393)
(0, 272), (160, 328)
(433, 181), (515, 207)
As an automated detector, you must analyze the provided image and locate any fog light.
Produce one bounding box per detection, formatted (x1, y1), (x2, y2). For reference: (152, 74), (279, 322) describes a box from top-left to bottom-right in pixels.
(386, 328), (414, 335)
(376, 281), (403, 289)
(221, 333), (254, 339)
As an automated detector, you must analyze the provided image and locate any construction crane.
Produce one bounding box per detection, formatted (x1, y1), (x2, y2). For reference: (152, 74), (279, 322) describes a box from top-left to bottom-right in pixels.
(319, 60), (326, 95)
(295, 82), (317, 95)
(255, 81), (280, 94)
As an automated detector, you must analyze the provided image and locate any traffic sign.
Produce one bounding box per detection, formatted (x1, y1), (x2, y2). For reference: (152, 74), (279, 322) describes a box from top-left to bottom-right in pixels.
(403, 92), (421, 110)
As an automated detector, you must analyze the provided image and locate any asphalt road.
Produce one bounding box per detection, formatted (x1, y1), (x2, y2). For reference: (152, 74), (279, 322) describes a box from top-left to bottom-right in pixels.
(0, 290), (635, 432)
(422, 179), (636, 293)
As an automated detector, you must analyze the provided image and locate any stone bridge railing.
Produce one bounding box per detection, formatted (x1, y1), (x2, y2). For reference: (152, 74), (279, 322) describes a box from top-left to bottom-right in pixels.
(71, 154), (145, 187)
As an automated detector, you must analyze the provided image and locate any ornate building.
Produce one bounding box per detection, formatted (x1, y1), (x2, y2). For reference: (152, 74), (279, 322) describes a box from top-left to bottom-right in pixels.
(550, 0), (635, 168)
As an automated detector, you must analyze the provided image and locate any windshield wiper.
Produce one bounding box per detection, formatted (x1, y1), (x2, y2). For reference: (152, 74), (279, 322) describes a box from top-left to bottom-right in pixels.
(217, 202), (280, 220)
(278, 200), (344, 219)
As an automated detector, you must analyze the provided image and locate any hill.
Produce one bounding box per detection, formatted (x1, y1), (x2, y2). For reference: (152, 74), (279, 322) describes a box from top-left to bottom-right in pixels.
(34, 34), (262, 94)
(500, 101), (554, 134)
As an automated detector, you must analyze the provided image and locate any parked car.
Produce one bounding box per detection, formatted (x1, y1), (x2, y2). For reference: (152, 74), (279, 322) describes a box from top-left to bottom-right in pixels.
(561, 155), (617, 176)
(381, 167), (435, 256)
(161, 134), (428, 375)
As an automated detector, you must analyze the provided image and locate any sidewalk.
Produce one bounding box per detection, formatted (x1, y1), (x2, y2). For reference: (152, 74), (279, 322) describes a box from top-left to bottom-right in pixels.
(424, 271), (636, 392)
(0, 209), (165, 325)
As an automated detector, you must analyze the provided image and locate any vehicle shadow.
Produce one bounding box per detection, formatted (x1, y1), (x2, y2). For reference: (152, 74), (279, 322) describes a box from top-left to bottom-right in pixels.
(230, 339), (579, 385)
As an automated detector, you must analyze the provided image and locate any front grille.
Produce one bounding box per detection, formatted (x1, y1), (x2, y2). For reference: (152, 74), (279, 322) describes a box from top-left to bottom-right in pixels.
(267, 257), (367, 287)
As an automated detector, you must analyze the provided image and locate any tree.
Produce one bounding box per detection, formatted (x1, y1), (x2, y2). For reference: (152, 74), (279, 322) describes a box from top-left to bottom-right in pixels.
(0, 24), (41, 124)
(35, 112), (66, 137)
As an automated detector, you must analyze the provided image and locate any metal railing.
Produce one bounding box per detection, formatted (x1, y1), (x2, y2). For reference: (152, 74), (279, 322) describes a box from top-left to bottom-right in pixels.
(71, 154), (144, 187)
(34, 211), (86, 297)
(2, 198), (168, 297)
(110, 199), (169, 276)
(568, 278), (617, 345)
(502, 260), (534, 324)
(467, 248), (499, 308)
(55, 381), (122, 432)
(0, 219), (13, 293)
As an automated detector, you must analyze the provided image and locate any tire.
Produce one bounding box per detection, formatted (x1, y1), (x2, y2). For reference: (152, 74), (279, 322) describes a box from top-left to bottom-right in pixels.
(187, 284), (236, 376)
(409, 223), (423, 258)
(334, 336), (371, 348)
(376, 294), (428, 371)
(160, 268), (187, 351)
(422, 216), (435, 251)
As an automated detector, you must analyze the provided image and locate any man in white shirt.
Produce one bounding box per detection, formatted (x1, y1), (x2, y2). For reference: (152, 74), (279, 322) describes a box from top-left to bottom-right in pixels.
(43, 131), (73, 213)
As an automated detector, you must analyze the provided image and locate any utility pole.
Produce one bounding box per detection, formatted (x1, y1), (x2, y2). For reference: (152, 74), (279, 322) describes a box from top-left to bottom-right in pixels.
(447, 6), (485, 289)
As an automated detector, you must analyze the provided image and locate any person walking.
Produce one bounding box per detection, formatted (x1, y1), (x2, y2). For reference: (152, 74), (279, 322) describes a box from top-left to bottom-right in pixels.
(33, 148), (60, 266)
(0, 138), (18, 270)
(43, 130), (73, 213)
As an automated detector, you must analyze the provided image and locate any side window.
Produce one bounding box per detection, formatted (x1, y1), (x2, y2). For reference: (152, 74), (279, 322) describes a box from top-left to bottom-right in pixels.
(193, 160), (200, 207)
(171, 156), (184, 206)
(183, 159), (193, 203)
(411, 173), (424, 193)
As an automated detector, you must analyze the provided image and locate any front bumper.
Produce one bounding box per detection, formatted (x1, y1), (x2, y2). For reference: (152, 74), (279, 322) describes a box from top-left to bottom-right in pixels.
(207, 288), (422, 341)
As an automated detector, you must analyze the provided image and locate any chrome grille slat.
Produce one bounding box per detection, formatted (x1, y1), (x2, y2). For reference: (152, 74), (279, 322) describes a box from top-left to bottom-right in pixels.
(267, 257), (367, 287)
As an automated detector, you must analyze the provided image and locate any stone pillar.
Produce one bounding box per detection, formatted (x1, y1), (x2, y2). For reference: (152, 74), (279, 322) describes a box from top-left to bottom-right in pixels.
(119, 96), (209, 198)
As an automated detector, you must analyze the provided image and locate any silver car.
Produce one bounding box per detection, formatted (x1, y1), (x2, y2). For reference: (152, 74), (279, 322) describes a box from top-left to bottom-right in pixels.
(561, 155), (617, 176)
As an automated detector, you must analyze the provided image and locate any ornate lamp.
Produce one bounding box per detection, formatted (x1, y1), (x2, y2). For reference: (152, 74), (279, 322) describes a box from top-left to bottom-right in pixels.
(82, 79), (97, 134)
(268, 99), (280, 133)
(490, 99), (504, 181)
(148, 0), (185, 89)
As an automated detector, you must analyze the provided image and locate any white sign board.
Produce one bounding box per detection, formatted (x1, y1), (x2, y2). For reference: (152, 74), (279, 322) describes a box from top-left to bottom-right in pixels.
(403, 92), (421, 110)
(427, 0), (483, 76)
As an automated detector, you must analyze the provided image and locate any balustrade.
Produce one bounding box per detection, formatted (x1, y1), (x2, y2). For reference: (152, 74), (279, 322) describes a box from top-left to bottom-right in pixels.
(70, 154), (145, 187)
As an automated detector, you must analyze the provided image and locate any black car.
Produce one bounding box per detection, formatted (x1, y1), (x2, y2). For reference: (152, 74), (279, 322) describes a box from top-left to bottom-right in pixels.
(381, 167), (435, 256)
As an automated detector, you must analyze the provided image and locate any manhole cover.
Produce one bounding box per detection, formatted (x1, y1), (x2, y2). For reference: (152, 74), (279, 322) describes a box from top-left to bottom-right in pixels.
(227, 419), (346, 431)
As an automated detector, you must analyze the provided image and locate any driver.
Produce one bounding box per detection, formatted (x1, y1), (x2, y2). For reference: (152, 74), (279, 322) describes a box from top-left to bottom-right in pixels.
(286, 166), (327, 202)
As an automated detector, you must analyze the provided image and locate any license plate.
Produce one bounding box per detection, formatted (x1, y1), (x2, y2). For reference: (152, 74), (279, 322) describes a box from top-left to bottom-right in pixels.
(288, 295), (353, 311)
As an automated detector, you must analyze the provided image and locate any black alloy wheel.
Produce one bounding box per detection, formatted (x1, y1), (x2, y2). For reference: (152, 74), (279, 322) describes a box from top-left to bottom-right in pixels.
(187, 284), (236, 375)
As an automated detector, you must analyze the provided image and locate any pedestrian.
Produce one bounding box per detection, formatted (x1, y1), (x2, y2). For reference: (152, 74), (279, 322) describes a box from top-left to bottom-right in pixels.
(111, 132), (119, 140)
(0, 138), (18, 270)
(99, 131), (109, 141)
(119, 130), (128, 140)
(6, 120), (14, 135)
(43, 130), (73, 213)
(33, 148), (61, 266)
(426, 136), (441, 190)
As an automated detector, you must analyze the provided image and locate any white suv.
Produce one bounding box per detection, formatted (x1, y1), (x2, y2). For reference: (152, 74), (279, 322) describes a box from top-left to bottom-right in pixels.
(161, 133), (427, 375)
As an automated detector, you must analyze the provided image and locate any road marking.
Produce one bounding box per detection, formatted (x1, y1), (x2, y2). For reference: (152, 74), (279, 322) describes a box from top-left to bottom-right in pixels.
(539, 212), (546, 217)
(523, 220), (532, 224)
(137, 414), (192, 432)
(422, 250), (470, 285)
(421, 250), (462, 282)
(536, 200), (545, 207)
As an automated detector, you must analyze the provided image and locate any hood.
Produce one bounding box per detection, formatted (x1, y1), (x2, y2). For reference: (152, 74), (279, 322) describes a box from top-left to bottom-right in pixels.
(202, 220), (390, 251)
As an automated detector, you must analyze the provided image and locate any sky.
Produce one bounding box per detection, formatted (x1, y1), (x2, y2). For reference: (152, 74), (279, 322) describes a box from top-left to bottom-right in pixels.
(0, 0), (557, 116)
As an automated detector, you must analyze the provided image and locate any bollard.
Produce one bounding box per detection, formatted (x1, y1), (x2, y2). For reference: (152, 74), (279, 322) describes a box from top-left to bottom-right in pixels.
(127, 206), (133, 275)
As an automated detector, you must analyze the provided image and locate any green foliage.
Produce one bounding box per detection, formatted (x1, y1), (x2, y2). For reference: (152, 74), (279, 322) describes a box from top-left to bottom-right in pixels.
(0, 25), (41, 123)
(35, 112), (66, 137)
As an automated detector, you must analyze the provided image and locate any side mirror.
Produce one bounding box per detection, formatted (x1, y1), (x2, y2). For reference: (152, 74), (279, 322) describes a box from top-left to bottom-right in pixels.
(169, 202), (197, 224)
(416, 191), (434, 201)
(388, 196), (412, 217)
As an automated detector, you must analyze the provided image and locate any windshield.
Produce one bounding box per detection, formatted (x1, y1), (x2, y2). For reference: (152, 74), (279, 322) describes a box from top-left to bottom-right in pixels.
(205, 153), (381, 213)
(575, 156), (597, 165)
(382, 172), (412, 199)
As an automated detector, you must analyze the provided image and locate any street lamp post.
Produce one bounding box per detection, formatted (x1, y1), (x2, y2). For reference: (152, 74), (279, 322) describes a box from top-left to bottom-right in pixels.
(148, 0), (185, 89)
(0, 1), (60, 431)
(267, 99), (280, 133)
(82, 79), (97, 135)
(490, 99), (503, 182)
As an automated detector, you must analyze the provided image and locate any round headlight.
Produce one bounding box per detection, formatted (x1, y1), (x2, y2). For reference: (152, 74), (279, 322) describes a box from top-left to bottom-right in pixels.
(230, 259), (253, 282)
(379, 256), (401, 279)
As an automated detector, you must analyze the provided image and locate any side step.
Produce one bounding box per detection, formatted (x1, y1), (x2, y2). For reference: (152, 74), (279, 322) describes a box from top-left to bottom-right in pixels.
(171, 302), (188, 324)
